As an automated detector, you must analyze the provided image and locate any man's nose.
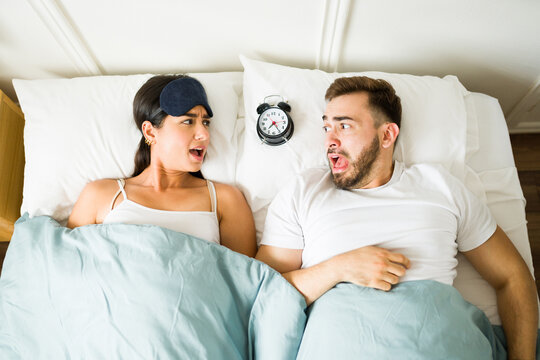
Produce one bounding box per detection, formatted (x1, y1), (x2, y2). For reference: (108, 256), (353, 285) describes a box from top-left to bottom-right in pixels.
(325, 131), (340, 149)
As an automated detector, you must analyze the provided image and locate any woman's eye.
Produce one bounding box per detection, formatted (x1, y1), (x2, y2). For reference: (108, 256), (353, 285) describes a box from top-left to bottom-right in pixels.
(182, 119), (192, 125)
(203, 120), (211, 127)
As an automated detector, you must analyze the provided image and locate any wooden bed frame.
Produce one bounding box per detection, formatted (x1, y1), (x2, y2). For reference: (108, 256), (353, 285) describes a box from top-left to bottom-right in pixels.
(0, 90), (25, 242)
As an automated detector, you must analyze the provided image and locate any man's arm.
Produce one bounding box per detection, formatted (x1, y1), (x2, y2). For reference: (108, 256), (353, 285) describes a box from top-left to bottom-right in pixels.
(256, 245), (410, 306)
(463, 226), (538, 360)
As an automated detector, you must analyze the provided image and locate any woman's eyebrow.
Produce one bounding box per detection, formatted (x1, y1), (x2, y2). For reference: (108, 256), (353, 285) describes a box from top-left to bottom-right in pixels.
(183, 112), (211, 119)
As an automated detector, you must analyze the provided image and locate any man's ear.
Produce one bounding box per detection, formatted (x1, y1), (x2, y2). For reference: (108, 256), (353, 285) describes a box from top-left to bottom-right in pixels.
(381, 122), (399, 149)
(142, 121), (156, 144)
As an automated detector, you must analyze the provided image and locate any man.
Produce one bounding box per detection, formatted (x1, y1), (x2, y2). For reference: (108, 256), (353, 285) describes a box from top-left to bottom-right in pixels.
(256, 76), (538, 358)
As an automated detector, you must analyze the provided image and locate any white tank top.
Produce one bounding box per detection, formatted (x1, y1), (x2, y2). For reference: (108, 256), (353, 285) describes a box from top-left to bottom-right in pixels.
(103, 179), (220, 244)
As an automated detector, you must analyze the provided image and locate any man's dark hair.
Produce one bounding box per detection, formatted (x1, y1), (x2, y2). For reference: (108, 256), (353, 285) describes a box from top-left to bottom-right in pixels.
(325, 76), (402, 129)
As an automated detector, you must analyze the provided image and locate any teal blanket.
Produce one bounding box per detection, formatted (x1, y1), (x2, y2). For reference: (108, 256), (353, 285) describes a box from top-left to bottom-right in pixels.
(1, 215), (538, 359)
(0, 215), (306, 359)
(298, 282), (540, 360)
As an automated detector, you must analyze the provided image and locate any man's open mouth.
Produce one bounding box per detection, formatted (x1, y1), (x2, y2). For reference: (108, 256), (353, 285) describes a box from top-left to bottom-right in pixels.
(328, 153), (349, 173)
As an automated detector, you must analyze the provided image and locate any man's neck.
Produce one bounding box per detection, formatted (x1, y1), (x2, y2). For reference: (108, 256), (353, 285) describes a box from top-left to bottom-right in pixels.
(355, 155), (395, 190)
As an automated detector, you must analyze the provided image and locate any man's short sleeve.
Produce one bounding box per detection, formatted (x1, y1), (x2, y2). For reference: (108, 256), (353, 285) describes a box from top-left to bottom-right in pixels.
(260, 176), (305, 249)
(452, 175), (497, 252)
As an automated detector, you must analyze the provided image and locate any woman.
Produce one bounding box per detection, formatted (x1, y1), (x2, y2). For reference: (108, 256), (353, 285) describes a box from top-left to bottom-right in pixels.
(67, 75), (256, 257)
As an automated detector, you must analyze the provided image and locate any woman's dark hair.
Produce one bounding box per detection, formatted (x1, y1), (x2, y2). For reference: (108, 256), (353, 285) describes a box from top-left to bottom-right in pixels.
(132, 74), (203, 179)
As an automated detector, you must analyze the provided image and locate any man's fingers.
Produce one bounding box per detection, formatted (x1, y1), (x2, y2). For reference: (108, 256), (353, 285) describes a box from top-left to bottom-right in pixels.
(372, 280), (392, 292)
(386, 252), (411, 269)
(371, 272), (400, 291)
(381, 272), (400, 285)
(386, 261), (407, 277)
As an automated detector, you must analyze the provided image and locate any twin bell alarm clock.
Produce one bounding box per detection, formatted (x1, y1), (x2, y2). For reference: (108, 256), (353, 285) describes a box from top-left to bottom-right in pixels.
(256, 95), (294, 146)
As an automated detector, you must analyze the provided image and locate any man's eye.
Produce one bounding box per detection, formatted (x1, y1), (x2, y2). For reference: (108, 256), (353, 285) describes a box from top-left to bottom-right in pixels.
(341, 123), (351, 129)
(182, 119), (193, 125)
(203, 120), (211, 127)
(322, 126), (330, 133)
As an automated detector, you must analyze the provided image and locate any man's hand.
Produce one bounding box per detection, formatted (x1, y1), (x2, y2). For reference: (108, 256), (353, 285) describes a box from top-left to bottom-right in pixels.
(256, 245), (410, 305)
(331, 246), (411, 291)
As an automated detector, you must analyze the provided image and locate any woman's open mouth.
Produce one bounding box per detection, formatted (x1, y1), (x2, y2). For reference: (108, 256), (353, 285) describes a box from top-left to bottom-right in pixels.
(189, 147), (205, 162)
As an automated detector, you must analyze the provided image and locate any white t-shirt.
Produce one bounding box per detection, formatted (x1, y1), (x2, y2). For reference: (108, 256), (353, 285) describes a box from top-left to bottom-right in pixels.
(260, 161), (497, 285)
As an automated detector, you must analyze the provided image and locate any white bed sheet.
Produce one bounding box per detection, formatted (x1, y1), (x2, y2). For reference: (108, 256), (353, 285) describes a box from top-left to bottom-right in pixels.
(455, 92), (535, 325)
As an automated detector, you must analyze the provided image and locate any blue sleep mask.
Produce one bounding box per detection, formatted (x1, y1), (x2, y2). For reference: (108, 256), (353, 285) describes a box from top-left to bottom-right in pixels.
(159, 77), (213, 117)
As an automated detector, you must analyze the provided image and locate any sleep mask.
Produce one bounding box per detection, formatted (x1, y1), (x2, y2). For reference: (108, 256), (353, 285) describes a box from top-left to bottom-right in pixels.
(159, 77), (213, 117)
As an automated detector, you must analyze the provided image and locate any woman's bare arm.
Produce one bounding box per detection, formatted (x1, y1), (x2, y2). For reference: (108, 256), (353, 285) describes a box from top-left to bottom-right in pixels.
(215, 183), (257, 257)
(67, 180), (114, 228)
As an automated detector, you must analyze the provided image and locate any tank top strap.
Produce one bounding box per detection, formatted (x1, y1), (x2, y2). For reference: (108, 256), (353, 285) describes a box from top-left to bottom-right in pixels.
(206, 180), (217, 213)
(109, 179), (128, 210)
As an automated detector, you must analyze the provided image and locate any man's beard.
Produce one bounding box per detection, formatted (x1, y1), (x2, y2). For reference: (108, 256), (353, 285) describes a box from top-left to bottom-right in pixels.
(329, 135), (380, 190)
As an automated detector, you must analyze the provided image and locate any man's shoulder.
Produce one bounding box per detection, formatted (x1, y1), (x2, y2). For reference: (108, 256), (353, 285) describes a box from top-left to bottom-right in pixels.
(404, 162), (454, 179)
(402, 162), (466, 192)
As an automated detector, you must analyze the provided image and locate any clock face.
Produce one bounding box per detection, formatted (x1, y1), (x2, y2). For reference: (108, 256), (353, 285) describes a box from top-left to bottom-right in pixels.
(257, 108), (289, 137)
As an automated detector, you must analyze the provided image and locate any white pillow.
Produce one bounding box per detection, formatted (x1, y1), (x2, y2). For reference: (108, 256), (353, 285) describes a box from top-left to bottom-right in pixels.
(13, 72), (243, 224)
(236, 56), (469, 242)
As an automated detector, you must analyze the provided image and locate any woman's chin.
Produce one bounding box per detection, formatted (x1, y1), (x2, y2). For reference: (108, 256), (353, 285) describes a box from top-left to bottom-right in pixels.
(164, 163), (202, 174)
(188, 163), (204, 173)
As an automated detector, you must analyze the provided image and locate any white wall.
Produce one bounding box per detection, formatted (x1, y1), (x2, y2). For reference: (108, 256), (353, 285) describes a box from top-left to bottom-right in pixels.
(1, 0), (539, 132)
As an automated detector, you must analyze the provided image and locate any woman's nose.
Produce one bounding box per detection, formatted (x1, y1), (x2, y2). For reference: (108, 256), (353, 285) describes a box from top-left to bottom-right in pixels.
(194, 122), (209, 141)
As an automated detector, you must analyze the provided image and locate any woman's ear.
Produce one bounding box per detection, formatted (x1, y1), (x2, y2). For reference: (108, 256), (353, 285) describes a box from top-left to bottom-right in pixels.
(142, 120), (156, 145)
(381, 122), (399, 149)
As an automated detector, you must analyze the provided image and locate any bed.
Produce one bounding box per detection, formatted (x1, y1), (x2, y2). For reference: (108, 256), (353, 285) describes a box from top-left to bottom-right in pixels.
(0, 56), (538, 358)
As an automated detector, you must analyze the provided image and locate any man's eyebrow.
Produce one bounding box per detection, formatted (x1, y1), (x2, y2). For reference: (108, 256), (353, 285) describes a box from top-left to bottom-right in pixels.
(322, 115), (354, 122)
(183, 112), (211, 119)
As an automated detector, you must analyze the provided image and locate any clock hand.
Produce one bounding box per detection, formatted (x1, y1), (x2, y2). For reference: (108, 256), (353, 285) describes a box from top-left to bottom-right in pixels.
(269, 116), (285, 124)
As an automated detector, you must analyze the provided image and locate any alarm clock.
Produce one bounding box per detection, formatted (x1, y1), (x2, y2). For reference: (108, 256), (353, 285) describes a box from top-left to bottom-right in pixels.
(256, 96), (294, 146)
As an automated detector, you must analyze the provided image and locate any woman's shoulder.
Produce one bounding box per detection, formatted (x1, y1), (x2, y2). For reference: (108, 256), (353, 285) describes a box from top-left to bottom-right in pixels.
(211, 182), (251, 215)
(68, 178), (125, 227)
(83, 178), (124, 195)
(212, 181), (245, 200)
(77, 178), (129, 209)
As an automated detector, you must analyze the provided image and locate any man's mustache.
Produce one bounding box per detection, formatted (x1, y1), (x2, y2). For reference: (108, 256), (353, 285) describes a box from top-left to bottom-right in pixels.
(327, 148), (349, 157)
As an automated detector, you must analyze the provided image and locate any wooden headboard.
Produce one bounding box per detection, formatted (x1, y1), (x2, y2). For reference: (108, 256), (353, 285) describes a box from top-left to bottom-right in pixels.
(0, 90), (25, 242)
